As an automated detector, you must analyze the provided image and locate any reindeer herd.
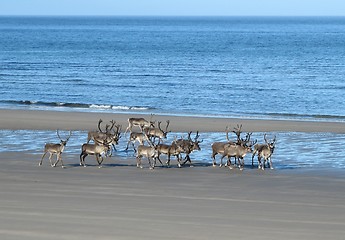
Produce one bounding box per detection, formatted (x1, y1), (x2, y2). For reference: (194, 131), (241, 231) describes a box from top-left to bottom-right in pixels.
(39, 115), (276, 171)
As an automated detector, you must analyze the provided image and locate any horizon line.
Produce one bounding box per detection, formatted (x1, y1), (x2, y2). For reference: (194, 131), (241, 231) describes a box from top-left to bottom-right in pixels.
(1, 14), (345, 17)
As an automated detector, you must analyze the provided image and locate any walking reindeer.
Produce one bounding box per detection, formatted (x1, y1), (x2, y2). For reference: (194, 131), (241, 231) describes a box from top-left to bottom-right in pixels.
(252, 134), (276, 170)
(39, 130), (72, 168)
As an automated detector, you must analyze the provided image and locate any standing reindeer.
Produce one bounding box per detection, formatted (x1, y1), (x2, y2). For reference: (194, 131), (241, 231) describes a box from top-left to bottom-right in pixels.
(175, 131), (202, 167)
(253, 134), (276, 170)
(39, 130), (72, 168)
(156, 137), (184, 168)
(211, 124), (252, 167)
(145, 120), (170, 142)
(136, 132), (159, 169)
(87, 119), (122, 156)
(125, 131), (146, 152)
(221, 142), (254, 170)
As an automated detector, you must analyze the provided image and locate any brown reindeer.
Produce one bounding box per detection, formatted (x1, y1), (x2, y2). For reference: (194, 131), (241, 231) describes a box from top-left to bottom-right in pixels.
(145, 120), (170, 142)
(211, 125), (252, 167)
(136, 133), (159, 169)
(156, 138), (184, 168)
(125, 114), (155, 134)
(80, 138), (113, 168)
(175, 131), (202, 167)
(39, 130), (72, 168)
(87, 119), (122, 156)
(255, 134), (276, 170)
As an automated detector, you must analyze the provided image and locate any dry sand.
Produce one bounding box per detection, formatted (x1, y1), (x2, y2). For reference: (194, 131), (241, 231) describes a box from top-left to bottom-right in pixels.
(0, 109), (345, 240)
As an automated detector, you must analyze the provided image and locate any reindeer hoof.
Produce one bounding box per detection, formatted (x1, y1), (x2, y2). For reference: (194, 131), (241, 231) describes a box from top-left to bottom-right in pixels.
(38, 163), (42, 166)
(62, 166), (65, 169)
(98, 166), (102, 168)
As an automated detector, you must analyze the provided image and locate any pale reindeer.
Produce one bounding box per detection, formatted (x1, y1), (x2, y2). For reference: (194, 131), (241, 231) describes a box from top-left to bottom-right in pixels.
(125, 124), (147, 152)
(80, 138), (113, 168)
(87, 119), (122, 156)
(125, 114), (155, 134)
(39, 130), (72, 168)
(254, 134), (276, 170)
(136, 133), (159, 170)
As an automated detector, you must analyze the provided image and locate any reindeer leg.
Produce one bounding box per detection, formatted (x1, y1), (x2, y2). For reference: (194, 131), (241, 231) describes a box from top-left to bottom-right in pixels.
(238, 157), (244, 171)
(79, 153), (85, 166)
(57, 154), (65, 168)
(220, 155), (225, 168)
(96, 154), (102, 168)
(269, 157), (274, 170)
(48, 153), (54, 167)
(227, 156), (233, 169)
(166, 153), (171, 167)
(39, 152), (47, 166)
(212, 153), (217, 167)
(148, 157), (154, 170)
(251, 152), (256, 167)
(176, 154), (182, 168)
(52, 153), (60, 167)
(156, 156), (163, 166)
(136, 156), (143, 168)
(182, 154), (193, 167)
(60, 158), (65, 168)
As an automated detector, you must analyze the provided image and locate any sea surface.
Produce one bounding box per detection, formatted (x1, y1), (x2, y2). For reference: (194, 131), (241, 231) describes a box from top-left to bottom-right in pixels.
(1, 16), (345, 121)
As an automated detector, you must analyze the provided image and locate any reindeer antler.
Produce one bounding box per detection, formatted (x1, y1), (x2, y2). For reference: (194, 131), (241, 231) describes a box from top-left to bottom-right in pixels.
(233, 124), (243, 142)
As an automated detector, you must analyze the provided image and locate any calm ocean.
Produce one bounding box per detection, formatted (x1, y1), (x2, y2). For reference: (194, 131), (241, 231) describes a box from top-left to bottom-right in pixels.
(1, 16), (345, 121)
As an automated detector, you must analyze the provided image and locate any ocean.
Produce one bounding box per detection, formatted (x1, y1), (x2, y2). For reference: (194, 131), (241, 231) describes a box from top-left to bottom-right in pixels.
(1, 16), (345, 121)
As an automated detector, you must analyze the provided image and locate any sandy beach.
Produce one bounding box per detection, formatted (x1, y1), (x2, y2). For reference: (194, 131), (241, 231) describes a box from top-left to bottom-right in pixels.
(0, 109), (345, 240)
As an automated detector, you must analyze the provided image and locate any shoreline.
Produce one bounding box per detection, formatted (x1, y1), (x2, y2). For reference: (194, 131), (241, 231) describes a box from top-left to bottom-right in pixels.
(1, 108), (345, 133)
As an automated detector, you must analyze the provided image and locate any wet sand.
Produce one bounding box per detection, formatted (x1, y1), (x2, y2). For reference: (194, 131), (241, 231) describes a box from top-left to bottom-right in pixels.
(0, 109), (345, 240)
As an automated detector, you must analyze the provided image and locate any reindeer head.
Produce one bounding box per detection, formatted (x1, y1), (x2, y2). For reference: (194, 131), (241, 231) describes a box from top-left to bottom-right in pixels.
(264, 134), (276, 152)
(57, 129), (72, 146)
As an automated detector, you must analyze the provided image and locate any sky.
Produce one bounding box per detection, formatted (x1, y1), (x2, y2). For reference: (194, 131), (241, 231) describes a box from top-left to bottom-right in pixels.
(0, 0), (344, 16)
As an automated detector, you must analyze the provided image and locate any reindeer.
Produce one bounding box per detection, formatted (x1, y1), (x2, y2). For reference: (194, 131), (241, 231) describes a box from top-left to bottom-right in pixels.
(145, 120), (170, 142)
(136, 133), (159, 169)
(175, 131), (202, 167)
(125, 114), (155, 134)
(256, 134), (276, 170)
(156, 138), (184, 168)
(80, 138), (112, 168)
(211, 124), (250, 167)
(220, 144), (252, 170)
(39, 130), (72, 168)
(125, 131), (146, 152)
(87, 119), (122, 156)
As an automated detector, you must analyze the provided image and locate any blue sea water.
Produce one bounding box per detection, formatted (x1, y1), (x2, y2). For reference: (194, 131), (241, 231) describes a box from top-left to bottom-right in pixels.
(1, 16), (345, 121)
